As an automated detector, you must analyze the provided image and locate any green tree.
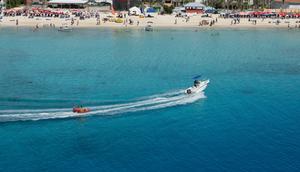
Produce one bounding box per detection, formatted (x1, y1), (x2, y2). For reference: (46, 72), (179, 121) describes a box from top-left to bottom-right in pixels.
(163, 5), (174, 14)
(6, 0), (24, 9)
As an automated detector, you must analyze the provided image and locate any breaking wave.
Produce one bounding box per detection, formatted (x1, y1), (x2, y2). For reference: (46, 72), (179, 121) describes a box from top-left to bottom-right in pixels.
(0, 89), (206, 122)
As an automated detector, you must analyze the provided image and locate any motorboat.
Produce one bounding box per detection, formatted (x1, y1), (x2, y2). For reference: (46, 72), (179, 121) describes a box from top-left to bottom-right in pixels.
(185, 80), (209, 94)
(73, 106), (90, 113)
(58, 26), (73, 32)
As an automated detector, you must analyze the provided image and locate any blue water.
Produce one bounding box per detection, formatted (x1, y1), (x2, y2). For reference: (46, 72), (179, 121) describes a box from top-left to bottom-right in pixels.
(0, 27), (300, 171)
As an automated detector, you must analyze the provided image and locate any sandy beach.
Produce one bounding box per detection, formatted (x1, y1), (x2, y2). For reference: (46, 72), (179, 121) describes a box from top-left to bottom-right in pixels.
(1, 14), (300, 29)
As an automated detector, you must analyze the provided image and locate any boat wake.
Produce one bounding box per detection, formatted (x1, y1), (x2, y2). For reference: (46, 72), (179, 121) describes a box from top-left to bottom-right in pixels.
(0, 89), (206, 122)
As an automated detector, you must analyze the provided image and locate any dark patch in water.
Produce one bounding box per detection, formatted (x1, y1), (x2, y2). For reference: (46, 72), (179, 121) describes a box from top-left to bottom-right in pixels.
(5, 97), (20, 102)
(239, 88), (256, 95)
(74, 68), (86, 72)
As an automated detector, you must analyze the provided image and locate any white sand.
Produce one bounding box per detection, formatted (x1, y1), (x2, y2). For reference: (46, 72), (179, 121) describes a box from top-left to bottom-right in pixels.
(1, 14), (299, 29)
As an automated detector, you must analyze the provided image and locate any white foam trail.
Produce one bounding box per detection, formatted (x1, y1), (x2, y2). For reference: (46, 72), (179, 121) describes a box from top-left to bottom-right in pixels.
(0, 89), (206, 122)
(0, 108), (71, 114)
(106, 92), (205, 116)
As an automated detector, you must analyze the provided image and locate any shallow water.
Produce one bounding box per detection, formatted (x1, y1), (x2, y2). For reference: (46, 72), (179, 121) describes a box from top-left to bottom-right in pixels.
(0, 27), (300, 171)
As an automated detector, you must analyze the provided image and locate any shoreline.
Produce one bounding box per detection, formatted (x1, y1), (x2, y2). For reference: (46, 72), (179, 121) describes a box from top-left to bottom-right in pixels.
(0, 25), (298, 29)
(0, 24), (298, 30)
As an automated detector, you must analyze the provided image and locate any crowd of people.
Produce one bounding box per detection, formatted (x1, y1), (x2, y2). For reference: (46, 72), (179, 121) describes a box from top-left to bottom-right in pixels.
(2, 7), (115, 21)
(1, 6), (300, 29)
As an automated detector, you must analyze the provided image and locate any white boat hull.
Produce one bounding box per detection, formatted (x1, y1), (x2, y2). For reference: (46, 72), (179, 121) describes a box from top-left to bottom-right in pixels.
(185, 80), (209, 94)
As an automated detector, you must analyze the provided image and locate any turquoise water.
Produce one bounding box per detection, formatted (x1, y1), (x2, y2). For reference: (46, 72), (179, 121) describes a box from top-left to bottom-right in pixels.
(0, 27), (300, 171)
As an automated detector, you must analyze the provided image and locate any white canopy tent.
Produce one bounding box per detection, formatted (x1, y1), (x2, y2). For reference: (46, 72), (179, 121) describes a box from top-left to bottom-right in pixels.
(129, 6), (141, 15)
(289, 5), (300, 9)
(184, 2), (205, 9)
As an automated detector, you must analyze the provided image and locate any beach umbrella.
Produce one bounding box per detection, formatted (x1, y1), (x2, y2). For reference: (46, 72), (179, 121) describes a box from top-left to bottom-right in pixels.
(239, 12), (246, 16)
(279, 12), (286, 17)
(146, 7), (156, 13)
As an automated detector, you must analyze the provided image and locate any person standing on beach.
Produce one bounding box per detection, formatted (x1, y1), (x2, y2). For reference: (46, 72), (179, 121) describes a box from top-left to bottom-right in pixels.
(98, 14), (101, 25)
(16, 19), (18, 26)
(98, 18), (101, 25)
(33, 24), (39, 32)
(71, 18), (74, 25)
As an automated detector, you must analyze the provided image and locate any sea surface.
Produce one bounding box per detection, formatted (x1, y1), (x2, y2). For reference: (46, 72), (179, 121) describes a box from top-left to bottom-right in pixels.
(0, 27), (300, 172)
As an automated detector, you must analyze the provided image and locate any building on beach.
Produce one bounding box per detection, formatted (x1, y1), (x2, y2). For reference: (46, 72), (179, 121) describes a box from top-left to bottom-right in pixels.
(163, 0), (203, 8)
(184, 2), (205, 14)
(23, 0), (113, 9)
(47, 0), (88, 8)
(0, 0), (5, 9)
(271, 0), (300, 9)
